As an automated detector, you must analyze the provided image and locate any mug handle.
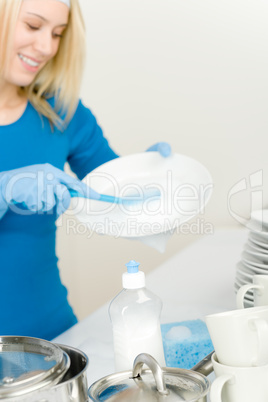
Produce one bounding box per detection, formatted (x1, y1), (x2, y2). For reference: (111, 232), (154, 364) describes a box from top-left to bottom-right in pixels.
(236, 284), (262, 309)
(210, 373), (234, 402)
(249, 318), (268, 366)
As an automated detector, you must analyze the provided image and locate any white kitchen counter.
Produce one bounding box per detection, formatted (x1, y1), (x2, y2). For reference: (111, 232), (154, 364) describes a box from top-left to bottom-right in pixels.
(54, 227), (248, 388)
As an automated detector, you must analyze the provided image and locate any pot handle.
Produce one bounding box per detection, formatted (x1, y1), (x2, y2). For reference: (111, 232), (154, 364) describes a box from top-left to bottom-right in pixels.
(191, 351), (214, 377)
(132, 353), (169, 396)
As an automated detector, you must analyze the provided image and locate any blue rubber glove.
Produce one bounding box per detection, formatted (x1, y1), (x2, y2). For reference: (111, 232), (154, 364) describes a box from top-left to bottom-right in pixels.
(146, 142), (172, 158)
(0, 163), (100, 220)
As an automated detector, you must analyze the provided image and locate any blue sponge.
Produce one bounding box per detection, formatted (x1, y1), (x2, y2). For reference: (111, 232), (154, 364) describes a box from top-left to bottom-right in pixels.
(161, 319), (214, 369)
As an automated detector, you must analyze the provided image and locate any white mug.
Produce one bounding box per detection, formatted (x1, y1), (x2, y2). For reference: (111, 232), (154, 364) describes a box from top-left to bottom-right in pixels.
(210, 353), (268, 402)
(236, 275), (268, 309)
(205, 306), (268, 366)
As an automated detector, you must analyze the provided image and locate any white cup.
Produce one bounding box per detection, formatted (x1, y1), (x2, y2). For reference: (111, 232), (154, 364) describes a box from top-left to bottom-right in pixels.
(205, 306), (268, 367)
(236, 275), (268, 309)
(210, 352), (268, 402)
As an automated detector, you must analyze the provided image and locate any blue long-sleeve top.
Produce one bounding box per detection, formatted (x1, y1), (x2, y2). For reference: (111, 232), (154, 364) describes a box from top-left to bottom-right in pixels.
(0, 99), (118, 340)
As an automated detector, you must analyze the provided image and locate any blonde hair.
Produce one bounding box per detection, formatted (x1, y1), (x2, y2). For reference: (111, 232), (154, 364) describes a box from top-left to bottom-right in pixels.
(0, 0), (86, 129)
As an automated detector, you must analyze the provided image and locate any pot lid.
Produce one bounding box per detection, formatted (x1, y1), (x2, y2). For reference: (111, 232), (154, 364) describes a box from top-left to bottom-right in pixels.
(88, 353), (210, 401)
(0, 336), (70, 398)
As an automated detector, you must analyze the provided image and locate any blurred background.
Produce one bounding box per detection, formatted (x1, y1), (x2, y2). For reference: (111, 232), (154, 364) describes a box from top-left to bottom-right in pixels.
(56, 0), (268, 320)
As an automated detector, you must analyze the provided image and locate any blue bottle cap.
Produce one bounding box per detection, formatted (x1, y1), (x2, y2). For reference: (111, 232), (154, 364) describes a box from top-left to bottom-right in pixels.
(125, 260), (140, 274)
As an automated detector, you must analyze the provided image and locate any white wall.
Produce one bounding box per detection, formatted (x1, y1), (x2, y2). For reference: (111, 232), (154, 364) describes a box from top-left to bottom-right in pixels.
(56, 0), (268, 320)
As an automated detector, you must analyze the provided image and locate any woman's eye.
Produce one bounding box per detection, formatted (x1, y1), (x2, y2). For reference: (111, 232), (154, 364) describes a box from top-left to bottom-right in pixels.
(27, 23), (39, 30)
(53, 33), (63, 38)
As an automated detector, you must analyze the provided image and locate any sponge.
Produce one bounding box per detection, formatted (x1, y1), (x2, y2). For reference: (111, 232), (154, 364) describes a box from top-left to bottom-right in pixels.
(161, 319), (214, 369)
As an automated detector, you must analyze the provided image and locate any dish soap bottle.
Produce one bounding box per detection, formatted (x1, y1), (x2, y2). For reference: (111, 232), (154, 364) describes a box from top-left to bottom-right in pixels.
(109, 260), (166, 371)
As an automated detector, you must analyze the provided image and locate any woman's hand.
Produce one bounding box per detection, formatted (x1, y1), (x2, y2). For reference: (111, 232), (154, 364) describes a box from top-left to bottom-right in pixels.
(146, 142), (172, 157)
(0, 163), (99, 219)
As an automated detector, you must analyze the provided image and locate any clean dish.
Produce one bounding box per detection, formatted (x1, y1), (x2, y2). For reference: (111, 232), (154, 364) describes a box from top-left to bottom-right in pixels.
(242, 251), (268, 269)
(236, 262), (254, 280)
(250, 210), (268, 230)
(248, 234), (268, 250)
(244, 299), (254, 307)
(246, 239), (268, 254)
(72, 153), (213, 238)
(243, 248), (268, 264)
(242, 260), (268, 274)
(235, 275), (250, 287)
(246, 219), (268, 233)
(236, 271), (253, 282)
(249, 229), (268, 242)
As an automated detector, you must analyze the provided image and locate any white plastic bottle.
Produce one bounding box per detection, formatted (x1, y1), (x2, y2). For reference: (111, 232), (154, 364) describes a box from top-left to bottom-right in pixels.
(109, 260), (166, 371)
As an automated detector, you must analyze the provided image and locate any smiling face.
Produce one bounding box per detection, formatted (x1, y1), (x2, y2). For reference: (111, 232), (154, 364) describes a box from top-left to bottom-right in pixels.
(4, 0), (69, 88)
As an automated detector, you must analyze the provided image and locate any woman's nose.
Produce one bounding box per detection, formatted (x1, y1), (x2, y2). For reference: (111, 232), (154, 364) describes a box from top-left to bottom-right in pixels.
(33, 31), (55, 57)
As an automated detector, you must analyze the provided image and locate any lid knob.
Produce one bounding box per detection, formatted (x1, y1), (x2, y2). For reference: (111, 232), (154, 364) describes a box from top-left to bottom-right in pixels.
(133, 353), (169, 396)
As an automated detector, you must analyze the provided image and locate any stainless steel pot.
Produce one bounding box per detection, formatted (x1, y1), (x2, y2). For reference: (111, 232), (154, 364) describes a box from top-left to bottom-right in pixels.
(27, 344), (89, 402)
(0, 336), (70, 399)
(0, 335), (213, 402)
(88, 352), (214, 401)
(0, 342), (89, 402)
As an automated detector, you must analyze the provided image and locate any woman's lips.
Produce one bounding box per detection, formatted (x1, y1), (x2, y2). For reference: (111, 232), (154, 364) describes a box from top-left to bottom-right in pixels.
(18, 53), (41, 72)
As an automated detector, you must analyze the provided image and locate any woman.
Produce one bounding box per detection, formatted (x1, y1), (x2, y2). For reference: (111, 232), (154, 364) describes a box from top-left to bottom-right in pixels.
(0, 0), (170, 340)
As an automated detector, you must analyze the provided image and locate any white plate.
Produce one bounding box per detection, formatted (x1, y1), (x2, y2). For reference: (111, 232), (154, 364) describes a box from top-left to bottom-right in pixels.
(246, 239), (268, 254)
(244, 299), (254, 307)
(242, 251), (268, 269)
(250, 229), (268, 241)
(236, 262), (254, 280)
(248, 234), (268, 250)
(242, 247), (268, 264)
(234, 275), (250, 287)
(250, 210), (268, 230)
(242, 259), (268, 274)
(73, 153), (213, 237)
(246, 219), (268, 233)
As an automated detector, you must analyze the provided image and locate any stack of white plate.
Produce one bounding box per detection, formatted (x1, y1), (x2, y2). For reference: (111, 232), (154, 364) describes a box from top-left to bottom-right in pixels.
(235, 210), (268, 308)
